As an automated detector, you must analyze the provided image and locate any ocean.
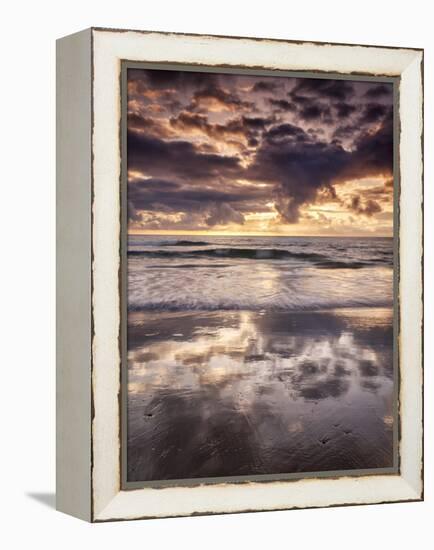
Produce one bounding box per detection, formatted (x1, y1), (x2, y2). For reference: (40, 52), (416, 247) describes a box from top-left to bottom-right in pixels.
(126, 235), (395, 482)
(127, 235), (393, 312)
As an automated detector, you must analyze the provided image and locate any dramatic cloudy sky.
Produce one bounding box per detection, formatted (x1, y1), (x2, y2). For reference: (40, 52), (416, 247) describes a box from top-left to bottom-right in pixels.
(127, 68), (394, 236)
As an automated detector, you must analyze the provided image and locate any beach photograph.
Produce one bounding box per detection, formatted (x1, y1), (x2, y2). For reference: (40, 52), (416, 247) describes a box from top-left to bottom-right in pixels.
(125, 67), (396, 483)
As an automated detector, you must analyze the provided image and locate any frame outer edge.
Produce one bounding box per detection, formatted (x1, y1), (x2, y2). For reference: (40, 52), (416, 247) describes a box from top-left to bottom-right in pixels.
(56, 28), (93, 522)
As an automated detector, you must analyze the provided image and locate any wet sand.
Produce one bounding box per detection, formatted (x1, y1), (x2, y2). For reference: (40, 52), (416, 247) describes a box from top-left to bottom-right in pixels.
(127, 308), (395, 482)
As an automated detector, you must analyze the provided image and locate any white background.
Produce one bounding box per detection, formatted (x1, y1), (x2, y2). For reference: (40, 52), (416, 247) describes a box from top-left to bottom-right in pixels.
(1, 0), (431, 547)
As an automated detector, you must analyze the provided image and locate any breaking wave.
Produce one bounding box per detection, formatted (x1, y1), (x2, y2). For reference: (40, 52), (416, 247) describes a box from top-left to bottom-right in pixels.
(128, 247), (391, 268)
(127, 236), (394, 313)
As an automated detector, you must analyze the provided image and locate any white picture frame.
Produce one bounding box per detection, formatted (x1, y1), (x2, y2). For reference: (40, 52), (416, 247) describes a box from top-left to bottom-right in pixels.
(56, 27), (423, 522)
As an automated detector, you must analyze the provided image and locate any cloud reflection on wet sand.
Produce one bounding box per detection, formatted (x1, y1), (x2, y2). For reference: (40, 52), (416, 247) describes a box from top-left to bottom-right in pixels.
(127, 308), (394, 481)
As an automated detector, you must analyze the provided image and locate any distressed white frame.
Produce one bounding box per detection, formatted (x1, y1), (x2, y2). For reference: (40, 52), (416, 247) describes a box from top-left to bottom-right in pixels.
(58, 28), (423, 522)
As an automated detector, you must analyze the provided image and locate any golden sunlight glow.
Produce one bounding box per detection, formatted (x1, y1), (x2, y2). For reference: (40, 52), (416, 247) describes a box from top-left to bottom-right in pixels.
(128, 173), (393, 237)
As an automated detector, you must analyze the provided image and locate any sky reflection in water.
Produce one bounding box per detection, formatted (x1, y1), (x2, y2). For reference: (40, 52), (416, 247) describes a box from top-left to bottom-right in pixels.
(127, 308), (394, 482)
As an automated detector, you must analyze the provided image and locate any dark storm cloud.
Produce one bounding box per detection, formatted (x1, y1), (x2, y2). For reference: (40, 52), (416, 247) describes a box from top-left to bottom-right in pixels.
(169, 110), (208, 131)
(168, 111), (272, 143)
(127, 113), (172, 138)
(128, 131), (242, 180)
(364, 84), (393, 99)
(298, 104), (332, 123)
(265, 123), (308, 142)
(248, 124), (349, 222)
(290, 78), (355, 101)
(127, 178), (182, 221)
(252, 81), (279, 92)
(129, 68), (220, 91)
(342, 112), (393, 179)
(128, 69), (229, 116)
(359, 103), (390, 125)
(246, 111), (393, 222)
(187, 85), (253, 112)
(129, 177), (267, 209)
(332, 122), (362, 142)
(242, 115), (276, 130)
(127, 69), (394, 229)
(127, 176), (271, 226)
(287, 79), (361, 128)
(348, 195), (382, 217)
(333, 102), (358, 119)
(268, 98), (297, 112)
(128, 115), (393, 225)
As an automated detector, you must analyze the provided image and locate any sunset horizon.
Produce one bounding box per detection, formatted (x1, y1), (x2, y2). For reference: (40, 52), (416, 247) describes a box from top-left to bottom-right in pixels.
(128, 229), (393, 237)
(128, 230), (393, 239)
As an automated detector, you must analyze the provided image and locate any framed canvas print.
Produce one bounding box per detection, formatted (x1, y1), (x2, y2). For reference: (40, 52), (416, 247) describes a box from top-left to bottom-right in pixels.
(56, 28), (423, 522)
